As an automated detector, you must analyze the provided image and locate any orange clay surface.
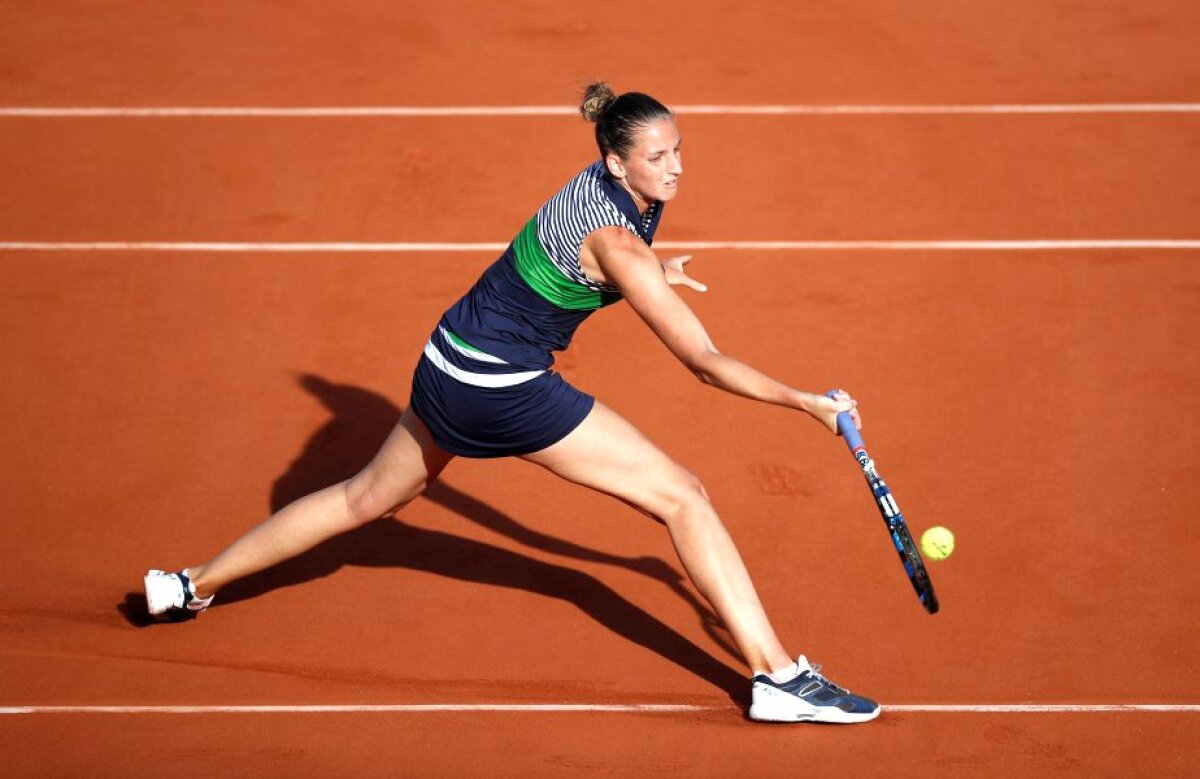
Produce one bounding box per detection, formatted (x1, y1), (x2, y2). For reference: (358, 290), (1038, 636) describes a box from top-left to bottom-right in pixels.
(2, 1), (1199, 776)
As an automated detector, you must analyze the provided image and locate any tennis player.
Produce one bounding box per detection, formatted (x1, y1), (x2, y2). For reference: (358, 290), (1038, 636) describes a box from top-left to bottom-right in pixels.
(144, 83), (879, 724)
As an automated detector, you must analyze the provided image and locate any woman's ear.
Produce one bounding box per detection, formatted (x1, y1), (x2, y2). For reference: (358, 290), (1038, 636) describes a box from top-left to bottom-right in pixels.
(604, 152), (626, 179)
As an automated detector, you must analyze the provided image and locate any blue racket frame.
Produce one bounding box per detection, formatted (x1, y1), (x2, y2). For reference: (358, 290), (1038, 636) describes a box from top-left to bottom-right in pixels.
(829, 392), (939, 614)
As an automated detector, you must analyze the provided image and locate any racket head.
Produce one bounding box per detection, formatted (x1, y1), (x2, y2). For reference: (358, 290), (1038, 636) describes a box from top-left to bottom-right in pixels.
(868, 472), (939, 614)
(889, 517), (940, 614)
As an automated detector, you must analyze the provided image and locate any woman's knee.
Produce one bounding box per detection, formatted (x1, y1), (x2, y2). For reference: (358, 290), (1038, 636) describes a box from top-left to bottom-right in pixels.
(343, 469), (427, 525)
(655, 467), (714, 527)
(341, 419), (452, 525)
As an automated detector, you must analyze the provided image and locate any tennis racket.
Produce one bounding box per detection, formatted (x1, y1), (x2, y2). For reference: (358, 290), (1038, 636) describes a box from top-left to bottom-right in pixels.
(828, 391), (939, 614)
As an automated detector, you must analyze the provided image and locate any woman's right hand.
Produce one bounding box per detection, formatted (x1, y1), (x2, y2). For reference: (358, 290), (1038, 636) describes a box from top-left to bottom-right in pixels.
(809, 389), (861, 435)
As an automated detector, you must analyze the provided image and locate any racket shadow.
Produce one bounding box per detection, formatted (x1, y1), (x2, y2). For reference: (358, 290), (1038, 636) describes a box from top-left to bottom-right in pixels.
(129, 373), (745, 702)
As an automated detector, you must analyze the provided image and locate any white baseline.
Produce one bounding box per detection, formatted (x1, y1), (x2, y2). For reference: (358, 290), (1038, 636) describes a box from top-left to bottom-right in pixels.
(3, 103), (1200, 118)
(1, 703), (1197, 715)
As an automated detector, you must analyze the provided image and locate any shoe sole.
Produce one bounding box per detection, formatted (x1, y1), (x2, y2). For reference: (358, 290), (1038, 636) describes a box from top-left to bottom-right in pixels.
(748, 704), (881, 724)
(749, 685), (881, 724)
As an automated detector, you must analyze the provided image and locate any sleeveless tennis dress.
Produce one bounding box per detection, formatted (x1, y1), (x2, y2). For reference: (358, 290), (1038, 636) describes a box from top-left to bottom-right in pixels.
(410, 160), (663, 457)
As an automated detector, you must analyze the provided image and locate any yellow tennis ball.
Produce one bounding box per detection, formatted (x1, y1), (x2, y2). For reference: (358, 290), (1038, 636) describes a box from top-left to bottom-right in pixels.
(920, 526), (955, 561)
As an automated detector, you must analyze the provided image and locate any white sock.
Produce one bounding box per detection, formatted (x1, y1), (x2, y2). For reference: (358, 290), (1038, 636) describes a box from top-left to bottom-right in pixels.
(768, 655), (813, 683)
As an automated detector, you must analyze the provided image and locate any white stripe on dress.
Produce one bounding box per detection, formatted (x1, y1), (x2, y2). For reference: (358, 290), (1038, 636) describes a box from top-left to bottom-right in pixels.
(423, 341), (544, 388)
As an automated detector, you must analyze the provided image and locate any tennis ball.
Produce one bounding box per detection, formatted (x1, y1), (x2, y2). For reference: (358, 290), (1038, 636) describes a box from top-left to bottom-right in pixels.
(920, 526), (955, 561)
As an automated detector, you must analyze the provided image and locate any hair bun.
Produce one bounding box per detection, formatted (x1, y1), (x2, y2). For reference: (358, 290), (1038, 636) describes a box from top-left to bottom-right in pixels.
(580, 82), (616, 123)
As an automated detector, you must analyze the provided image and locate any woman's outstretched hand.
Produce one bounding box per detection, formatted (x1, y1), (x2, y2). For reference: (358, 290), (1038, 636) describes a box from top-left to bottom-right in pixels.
(810, 389), (861, 435)
(661, 255), (708, 293)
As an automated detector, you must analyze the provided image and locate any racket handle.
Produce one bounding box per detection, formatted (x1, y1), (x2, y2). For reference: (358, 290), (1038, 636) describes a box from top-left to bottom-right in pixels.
(826, 390), (865, 452)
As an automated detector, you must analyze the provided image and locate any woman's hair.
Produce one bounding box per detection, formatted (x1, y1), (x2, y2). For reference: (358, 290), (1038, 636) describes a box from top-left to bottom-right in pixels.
(580, 82), (672, 159)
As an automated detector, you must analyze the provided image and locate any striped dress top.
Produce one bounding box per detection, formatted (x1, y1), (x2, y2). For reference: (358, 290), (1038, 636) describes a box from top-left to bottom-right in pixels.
(424, 161), (664, 388)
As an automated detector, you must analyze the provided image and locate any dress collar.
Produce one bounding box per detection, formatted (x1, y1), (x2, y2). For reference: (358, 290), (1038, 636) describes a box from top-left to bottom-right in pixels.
(599, 163), (664, 245)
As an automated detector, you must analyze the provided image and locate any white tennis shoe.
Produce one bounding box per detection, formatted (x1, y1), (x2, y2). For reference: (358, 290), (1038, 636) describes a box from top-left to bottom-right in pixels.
(143, 569), (214, 620)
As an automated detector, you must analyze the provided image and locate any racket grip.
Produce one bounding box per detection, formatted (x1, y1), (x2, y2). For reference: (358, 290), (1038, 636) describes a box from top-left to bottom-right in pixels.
(827, 390), (865, 452)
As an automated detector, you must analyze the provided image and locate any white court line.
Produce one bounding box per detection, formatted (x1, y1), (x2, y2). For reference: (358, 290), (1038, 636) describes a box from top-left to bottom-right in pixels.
(0, 704), (715, 715)
(887, 704), (1200, 713)
(2, 240), (1199, 253)
(0, 241), (506, 253)
(656, 240), (1200, 251)
(1, 703), (1197, 715)
(2, 103), (1200, 118)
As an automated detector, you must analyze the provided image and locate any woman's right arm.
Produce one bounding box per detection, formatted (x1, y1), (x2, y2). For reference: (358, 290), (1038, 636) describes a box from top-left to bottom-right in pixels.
(583, 226), (859, 434)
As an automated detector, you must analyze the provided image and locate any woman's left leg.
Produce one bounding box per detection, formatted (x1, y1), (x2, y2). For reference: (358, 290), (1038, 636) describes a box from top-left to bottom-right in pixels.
(185, 408), (454, 598)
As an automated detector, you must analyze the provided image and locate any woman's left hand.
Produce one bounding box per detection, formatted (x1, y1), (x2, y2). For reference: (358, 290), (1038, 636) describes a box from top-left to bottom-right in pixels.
(661, 255), (708, 293)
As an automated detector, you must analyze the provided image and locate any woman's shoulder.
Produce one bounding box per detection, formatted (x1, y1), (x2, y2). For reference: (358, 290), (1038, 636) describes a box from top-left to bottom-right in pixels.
(542, 162), (629, 224)
(560, 160), (613, 202)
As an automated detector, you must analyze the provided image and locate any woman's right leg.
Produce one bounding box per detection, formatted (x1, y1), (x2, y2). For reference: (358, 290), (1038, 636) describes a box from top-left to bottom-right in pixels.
(522, 401), (881, 724)
(185, 408), (454, 598)
(521, 401), (793, 677)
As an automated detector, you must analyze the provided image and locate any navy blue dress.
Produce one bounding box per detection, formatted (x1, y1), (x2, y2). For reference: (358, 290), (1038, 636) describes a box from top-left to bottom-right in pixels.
(409, 161), (663, 457)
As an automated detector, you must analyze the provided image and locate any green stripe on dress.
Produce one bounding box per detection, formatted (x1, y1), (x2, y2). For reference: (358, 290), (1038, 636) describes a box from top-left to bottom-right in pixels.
(512, 217), (621, 311)
(444, 328), (489, 358)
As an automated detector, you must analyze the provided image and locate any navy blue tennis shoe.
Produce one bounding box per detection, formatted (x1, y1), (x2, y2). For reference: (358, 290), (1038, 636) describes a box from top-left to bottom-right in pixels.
(749, 656), (880, 723)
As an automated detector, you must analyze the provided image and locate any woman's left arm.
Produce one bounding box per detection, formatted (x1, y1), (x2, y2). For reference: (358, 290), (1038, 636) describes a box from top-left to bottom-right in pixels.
(587, 227), (859, 434)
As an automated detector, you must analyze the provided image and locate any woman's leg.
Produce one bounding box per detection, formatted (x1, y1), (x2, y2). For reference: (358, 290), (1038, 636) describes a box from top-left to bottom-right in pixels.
(186, 408), (455, 598)
(521, 401), (793, 676)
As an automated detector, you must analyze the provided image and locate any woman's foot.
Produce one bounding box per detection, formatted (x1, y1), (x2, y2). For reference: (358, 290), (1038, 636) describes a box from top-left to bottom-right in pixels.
(748, 656), (880, 723)
(143, 569), (214, 621)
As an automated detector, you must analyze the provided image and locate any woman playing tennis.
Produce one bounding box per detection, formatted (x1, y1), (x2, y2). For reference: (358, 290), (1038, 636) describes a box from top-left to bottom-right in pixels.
(144, 83), (879, 724)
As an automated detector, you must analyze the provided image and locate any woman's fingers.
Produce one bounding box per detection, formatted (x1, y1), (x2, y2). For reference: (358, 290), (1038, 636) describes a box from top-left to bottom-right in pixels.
(661, 255), (707, 292)
(829, 389), (862, 430)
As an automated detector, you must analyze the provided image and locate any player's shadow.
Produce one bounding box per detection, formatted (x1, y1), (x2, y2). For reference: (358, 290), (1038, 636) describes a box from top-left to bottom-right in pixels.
(123, 374), (744, 702)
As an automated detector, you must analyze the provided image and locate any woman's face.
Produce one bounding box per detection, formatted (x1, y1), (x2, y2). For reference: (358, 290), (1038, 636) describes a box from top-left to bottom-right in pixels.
(607, 117), (683, 209)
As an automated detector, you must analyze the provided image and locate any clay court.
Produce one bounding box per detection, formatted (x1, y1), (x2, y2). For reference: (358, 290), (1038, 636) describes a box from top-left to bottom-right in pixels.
(2, 1), (1198, 776)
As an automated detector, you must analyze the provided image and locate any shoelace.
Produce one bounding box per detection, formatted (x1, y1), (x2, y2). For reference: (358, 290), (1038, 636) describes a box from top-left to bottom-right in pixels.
(804, 664), (849, 696)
